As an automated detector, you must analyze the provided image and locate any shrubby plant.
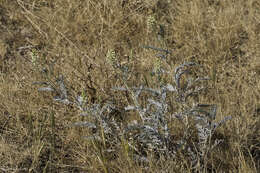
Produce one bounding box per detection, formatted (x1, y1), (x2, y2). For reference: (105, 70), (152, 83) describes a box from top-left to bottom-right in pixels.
(34, 46), (232, 171)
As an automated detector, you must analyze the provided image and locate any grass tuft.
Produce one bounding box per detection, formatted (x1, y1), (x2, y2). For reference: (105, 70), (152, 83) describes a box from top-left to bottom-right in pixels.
(0, 0), (259, 172)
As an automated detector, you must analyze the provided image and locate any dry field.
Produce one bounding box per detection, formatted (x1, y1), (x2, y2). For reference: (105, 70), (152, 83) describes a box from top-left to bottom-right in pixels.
(0, 0), (259, 172)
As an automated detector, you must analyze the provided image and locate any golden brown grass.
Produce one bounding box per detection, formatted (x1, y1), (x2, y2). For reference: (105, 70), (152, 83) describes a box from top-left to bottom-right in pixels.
(0, 0), (259, 172)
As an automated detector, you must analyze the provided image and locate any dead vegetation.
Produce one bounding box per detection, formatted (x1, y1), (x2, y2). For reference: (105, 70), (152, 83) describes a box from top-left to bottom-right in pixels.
(0, 0), (259, 172)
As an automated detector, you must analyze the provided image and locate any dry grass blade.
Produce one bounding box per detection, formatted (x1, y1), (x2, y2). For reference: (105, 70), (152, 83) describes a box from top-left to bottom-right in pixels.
(1, 0), (259, 172)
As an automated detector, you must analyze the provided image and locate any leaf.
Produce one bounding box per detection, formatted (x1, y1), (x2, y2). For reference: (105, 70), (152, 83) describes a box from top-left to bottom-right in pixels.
(82, 135), (101, 141)
(125, 105), (136, 111)
(38, 87), (54, 92)
(148, 99), (162, 108)
(56, 75), (68, 99)
(80, 112), (89, 116)
(165, 84), (176, 92)
(213, 116), (232, 130)
(53, 97), (71, 105)
(74, 122), (97, 129)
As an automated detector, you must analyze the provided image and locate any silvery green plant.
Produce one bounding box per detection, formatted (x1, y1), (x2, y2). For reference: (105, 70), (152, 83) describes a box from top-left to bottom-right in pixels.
(113, 59), (231, 164)
(34, 46), (232, 171)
